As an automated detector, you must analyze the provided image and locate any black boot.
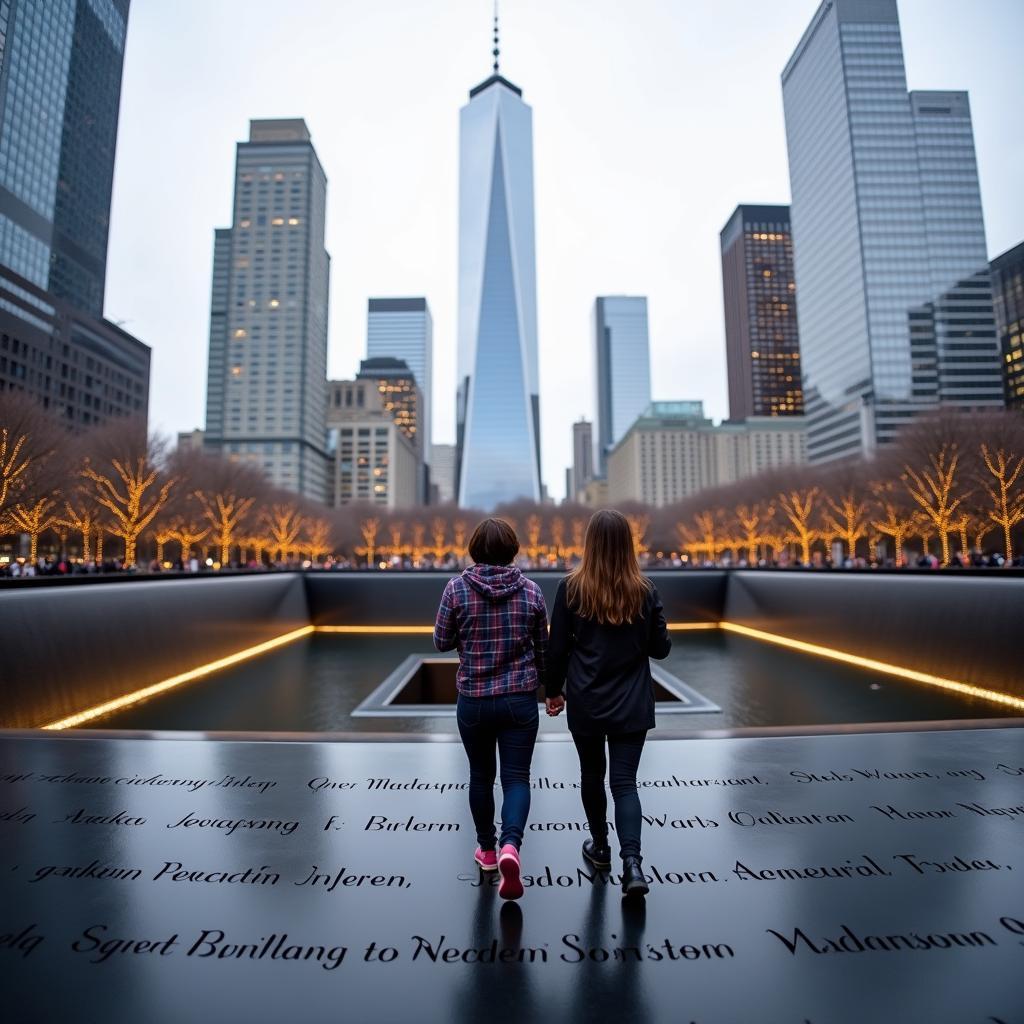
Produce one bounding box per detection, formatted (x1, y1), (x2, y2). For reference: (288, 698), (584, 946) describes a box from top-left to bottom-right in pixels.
(621, 856), (649, 897)
(582, 838), (612, 870)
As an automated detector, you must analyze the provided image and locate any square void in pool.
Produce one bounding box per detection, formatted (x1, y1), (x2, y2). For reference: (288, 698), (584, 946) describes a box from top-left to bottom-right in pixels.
(352, 655), (720, 717)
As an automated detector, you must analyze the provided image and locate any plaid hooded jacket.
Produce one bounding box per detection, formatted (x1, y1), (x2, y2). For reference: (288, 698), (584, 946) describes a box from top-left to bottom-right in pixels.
(433, 564), (548, 697)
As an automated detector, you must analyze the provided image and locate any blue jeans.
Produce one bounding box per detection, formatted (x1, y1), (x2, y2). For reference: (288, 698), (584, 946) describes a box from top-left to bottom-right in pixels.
(457, 691), (539, 850)
(572, 730), (648, 860)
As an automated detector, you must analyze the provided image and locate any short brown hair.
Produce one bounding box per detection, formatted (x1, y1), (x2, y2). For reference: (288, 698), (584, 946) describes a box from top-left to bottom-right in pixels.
(467, 517), (519, 566)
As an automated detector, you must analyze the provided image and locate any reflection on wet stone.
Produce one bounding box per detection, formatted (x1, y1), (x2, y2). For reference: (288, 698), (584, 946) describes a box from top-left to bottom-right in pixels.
(2, 728), (1022, 1021)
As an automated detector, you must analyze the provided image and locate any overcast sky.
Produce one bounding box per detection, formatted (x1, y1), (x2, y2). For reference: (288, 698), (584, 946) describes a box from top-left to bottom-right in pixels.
(105, 0), (1024, 500)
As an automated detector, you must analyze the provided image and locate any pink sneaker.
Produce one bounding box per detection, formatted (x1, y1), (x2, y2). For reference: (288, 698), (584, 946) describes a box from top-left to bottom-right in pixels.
(474, 847), (498, 872)
(498, 844), (523, 900)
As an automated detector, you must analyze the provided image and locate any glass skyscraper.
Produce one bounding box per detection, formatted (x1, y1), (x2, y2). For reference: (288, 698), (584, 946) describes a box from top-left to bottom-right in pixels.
(594, 296), (651, 473)
(456, 61), (541, 509)
(782, 0), (1003, 462)
(204, 119), (330, 502)
(0, 0), (130, 317)
(367, 297), (432, 458)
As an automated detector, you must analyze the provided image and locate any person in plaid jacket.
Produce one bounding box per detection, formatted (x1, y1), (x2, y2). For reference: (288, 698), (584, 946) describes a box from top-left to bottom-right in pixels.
(434, 517), (549, 900)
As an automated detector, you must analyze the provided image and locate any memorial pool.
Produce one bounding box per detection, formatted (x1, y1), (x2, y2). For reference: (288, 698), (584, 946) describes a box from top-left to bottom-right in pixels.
(80, 630), (1019, 734)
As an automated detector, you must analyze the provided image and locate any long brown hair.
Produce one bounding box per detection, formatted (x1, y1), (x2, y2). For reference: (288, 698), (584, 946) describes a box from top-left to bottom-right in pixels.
(566, 510), (650, 625)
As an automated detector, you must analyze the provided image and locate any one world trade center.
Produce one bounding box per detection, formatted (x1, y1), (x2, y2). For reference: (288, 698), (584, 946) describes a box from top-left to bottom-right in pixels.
(456, 19), (541, 509)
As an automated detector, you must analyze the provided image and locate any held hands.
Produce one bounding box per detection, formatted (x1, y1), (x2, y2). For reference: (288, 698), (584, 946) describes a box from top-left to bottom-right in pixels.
(545, 696), (565, 717)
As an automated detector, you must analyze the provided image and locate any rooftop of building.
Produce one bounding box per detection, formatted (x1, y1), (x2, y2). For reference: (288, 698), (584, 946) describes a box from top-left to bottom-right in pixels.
(368, 297), (428, 313)
(248, 118), (311, 143)
(468, 73), (522, 99)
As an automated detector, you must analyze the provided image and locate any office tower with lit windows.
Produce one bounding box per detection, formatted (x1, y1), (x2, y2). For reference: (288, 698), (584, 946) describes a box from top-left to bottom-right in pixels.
(720, 205), (803, 420)
(356, 355), (425, 502)
(367, 298), (432, 457)
(594, 296), (651, 473)
(326, 379), (418, 509)
(991, 241), (1024, 409)
(204, 119), (330, 501)
(782, 0), (1002, 462)
(456, 24), (541, 508)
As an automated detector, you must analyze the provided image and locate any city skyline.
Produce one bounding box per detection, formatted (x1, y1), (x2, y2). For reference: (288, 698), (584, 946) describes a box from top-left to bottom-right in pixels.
(104, 0), (1024, 500)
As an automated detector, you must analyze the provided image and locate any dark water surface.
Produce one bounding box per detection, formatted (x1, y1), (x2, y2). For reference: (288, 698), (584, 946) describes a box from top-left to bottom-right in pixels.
(83, 632), (1016, 733)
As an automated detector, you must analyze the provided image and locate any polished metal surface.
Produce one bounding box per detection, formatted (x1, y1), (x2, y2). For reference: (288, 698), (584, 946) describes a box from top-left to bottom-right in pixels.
(3, 728), (1021, 1021)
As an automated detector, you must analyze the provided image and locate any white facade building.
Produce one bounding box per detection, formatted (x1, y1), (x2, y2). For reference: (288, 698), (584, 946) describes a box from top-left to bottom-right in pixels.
(607, 403), (807, 507)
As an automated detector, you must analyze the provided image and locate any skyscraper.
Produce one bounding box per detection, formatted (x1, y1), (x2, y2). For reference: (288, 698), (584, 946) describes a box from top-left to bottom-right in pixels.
(569, 418), (593, 500)
(991, 241), (1024, 409)
(204, 119), (330, 501)
(782, 0), (1003, 462)
(0, 0), (149, 430)
(367, 297), (432, 457)
(720, 205), (803, 420)
(594, 296), (651, 473)
(0, 0), (130, 316)
(456, 20), (541, 509)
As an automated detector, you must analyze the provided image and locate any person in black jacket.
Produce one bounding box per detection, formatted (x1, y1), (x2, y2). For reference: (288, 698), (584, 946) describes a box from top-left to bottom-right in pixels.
(545, 509), (672, 896)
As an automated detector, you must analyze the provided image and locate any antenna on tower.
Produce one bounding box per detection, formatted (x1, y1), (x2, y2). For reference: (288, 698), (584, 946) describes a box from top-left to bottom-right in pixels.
(492, 0), (500, 74)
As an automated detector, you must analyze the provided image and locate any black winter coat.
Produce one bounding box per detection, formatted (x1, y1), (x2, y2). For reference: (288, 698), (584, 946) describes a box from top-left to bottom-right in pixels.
(546, 578), (672, 735)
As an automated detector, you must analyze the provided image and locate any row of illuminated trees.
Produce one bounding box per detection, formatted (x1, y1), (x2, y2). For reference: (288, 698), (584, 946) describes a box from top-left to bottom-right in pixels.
(2, 392), (1023, 568)
(661, 409), (1024, 566)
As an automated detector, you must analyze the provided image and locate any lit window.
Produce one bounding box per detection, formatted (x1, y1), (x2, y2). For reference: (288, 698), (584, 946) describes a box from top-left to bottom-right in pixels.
(233, 329), (247, 339)
(239, 218), (251, 228)
(269, 299), (280, 309)
(288, 217), (300, 226)
(271, 217), (284, 226)
(231, 366), (242, 376)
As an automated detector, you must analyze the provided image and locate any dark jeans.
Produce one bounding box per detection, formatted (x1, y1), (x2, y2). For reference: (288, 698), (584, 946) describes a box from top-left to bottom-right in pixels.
(457, 691), (539, 850)
(571, 730), (648, 861)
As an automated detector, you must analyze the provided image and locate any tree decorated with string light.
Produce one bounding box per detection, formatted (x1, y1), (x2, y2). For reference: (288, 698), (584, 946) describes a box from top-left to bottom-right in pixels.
(550, 515), (566, 559)
(60, 495), (100, 563)
(979, 444), (1024, 561)
(7, 496), (59, 562)
(777, 487), (819, 564)
(195, 490), (255, 567)
(453, 519), (468, 560)
(386, 521), (404, 559)
(524, 514), (543, 561)
(304, 517), (333, 564)
(169, 515), (210, 566)
(355, 516), (380, 567)
(0, 427), (31, 531)
(823, 488), (871, 561)
(410, 521), (428, 562)
(626, 514), (649, 558)
(870, 481), (917, 567)
(263, 504), (303, 562)
(81, 457), (174, 566)
(570, 517), (586, 560)
(431, 517), (448, 560)
(735, 502), (774, 564)
(151, 523), (175, 564)
(902, 443), (963, 565)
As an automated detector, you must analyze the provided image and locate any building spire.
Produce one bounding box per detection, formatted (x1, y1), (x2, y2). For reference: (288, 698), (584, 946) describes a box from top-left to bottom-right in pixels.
(492, 1), (500, 74)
